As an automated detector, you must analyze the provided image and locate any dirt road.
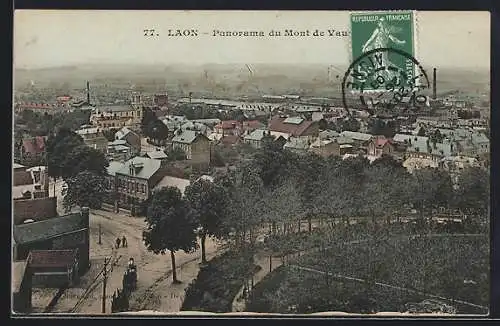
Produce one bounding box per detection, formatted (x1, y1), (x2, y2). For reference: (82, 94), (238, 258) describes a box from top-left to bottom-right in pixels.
(73, 210), (221, 314)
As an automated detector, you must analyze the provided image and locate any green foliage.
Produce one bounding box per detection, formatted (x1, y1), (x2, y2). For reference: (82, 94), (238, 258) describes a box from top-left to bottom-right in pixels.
(165, 147), (187, 161)
(60, 145), (109, 180)
(63, 171), (107, 211)
(454, 167), (489, 218)
(102, 128), (119, 142)
(16, 109), (90, 137)
(46, 128), (85, 179)
(181, 250), (258, 312)
(143, 187), (199, 255)
(185, 178), (228, 239)
(141, 107), (169, 143)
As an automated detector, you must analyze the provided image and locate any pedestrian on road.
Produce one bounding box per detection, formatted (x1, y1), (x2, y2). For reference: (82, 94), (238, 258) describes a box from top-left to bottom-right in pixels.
(122, 236), (128, 248)
(116, 237), (121, 249)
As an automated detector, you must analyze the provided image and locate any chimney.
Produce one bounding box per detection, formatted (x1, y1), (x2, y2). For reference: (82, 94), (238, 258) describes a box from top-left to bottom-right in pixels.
(86, 81), (90, 104)
(432, 68), (437, 100)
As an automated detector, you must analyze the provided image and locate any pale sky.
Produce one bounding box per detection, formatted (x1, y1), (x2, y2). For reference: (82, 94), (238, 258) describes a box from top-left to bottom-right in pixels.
(14, 10), (490, 69)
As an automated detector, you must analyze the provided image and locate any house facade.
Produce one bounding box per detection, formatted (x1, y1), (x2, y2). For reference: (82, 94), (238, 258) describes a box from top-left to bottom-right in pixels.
(309, 138), (341, 158)
(171, 130), (211, 168)
(115, 127), (141, 155)
(113, 157), (167, 214)
(19, 136), (47, 163)
(75, 126), (108, 153)
(90, 105), (143, 130)
(367, 136), (395, 158)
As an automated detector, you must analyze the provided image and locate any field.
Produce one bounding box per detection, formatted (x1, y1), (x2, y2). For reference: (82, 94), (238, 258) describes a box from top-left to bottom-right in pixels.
(248, 234), (489, 314)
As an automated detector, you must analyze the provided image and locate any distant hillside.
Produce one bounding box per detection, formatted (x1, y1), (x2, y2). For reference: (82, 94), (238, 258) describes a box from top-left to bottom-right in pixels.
(13, 64), (489, 99)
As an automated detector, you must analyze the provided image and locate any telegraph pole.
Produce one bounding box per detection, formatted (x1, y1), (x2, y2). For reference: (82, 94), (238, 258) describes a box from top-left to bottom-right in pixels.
(102, 257), (108, 313)
(98, 224), (102, 245)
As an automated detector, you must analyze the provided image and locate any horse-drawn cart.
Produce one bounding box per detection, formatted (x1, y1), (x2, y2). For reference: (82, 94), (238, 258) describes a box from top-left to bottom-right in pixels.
(122, 258), (137, 292)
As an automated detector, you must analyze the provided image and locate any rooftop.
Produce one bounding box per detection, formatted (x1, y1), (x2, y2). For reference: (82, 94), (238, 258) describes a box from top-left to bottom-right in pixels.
(340, 131), (373, 142)
(107, 161), (126, 176)
(28, 249), (79, 268)
(116, 157), (161, 179)
(115, 127), (133, 140)
(99, 105), (136, 113)
(13, 212), (87, 245)
(244, 129), (268, 141)
(283, 117), (304, 125)
(145, 150), (168, 160)
(13, 163), (25, 169)
(172, 130), (206, 144)
(153, 176), (191, 195)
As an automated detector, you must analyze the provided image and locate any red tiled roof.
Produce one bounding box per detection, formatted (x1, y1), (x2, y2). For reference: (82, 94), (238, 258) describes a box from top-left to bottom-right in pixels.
(215, 120), (241, 130)
(242, 120), (263, 130)
(28, 249), (79, 268)
(374, 137), (393, 148)
(268, 116), (316, 137)
(221, 135), (240, 145)
(22, 136), (46, 155)
(19, 103), (55, 109)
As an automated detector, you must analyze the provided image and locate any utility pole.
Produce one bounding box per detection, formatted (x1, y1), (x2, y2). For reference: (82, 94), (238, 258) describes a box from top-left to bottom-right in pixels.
(102, 257), (108, 314)
(98, 224), (102, 245)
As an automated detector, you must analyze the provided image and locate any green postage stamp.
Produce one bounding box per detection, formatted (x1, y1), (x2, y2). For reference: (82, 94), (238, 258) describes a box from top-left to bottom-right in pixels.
(350, 11), (417, 92)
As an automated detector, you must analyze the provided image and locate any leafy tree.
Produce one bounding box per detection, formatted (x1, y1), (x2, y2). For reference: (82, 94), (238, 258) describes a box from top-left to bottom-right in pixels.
(46, 128), (84, 180)
(340, 118), (361, 132)
(417, 126), (427, 137)
(147, 119), (169, 144)
(63, 171), (107, 211)
(60, 145), (109, 180)
(143, 187), (199, 283)
(185, 178), (228, 263)
(219, 162), (264, 248)
(140, 107), (158, 135)
(410, 167), (453, 225)
(295, 153), (325, 231)
(165, 147), (187, 161)
(454, 167), (490, 219)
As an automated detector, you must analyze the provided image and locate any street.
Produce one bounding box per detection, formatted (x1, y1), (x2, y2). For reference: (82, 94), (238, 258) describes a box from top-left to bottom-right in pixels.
(53, 209), (220, 314)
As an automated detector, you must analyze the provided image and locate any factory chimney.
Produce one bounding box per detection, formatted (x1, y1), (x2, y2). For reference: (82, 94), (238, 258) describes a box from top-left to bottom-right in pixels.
(86, 81), (90, 104)
(432, 68), (437, 100)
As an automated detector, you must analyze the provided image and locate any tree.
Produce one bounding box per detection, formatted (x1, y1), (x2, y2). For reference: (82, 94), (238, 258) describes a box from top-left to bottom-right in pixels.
(219, 162), (265, 248)
(410, 167), (453, 226)
(454, 167), (489, 219)
(46, 128), (84, 180)
(185, 178), (228, 263)
(143, 187), (199, 283)
(417, 126), (427, 137)
(63, 171), (107, 212)
(165, 147), (187, 161)
(340, 118), (361, 132)
(60, 145), (109, 180)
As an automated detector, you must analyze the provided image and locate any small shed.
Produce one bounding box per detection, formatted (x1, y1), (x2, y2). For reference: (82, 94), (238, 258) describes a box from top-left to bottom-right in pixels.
(28, 249), (80, 288)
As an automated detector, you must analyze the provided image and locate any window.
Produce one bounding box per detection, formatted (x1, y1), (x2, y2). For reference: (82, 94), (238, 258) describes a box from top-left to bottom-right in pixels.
(135, 183), (139, 192)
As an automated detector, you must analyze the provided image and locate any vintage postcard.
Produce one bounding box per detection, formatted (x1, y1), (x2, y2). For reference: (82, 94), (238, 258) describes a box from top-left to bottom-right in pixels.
(12, 10), (490, 317)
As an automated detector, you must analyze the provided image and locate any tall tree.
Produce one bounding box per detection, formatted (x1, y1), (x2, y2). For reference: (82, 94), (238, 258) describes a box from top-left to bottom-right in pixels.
(63, 171), (107, 212)
(454, 167), (490, 219)
(46, 128), (84, 180)
(143, 187), (199, 283)
(185, 178), (228, 263)
(220, 162), (265, 248)
(60, 145), (109, 180)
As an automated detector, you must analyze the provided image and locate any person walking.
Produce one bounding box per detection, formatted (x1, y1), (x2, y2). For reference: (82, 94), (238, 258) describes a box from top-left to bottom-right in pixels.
(122, 236), (128, 248)
(115, 237), (121, 249)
